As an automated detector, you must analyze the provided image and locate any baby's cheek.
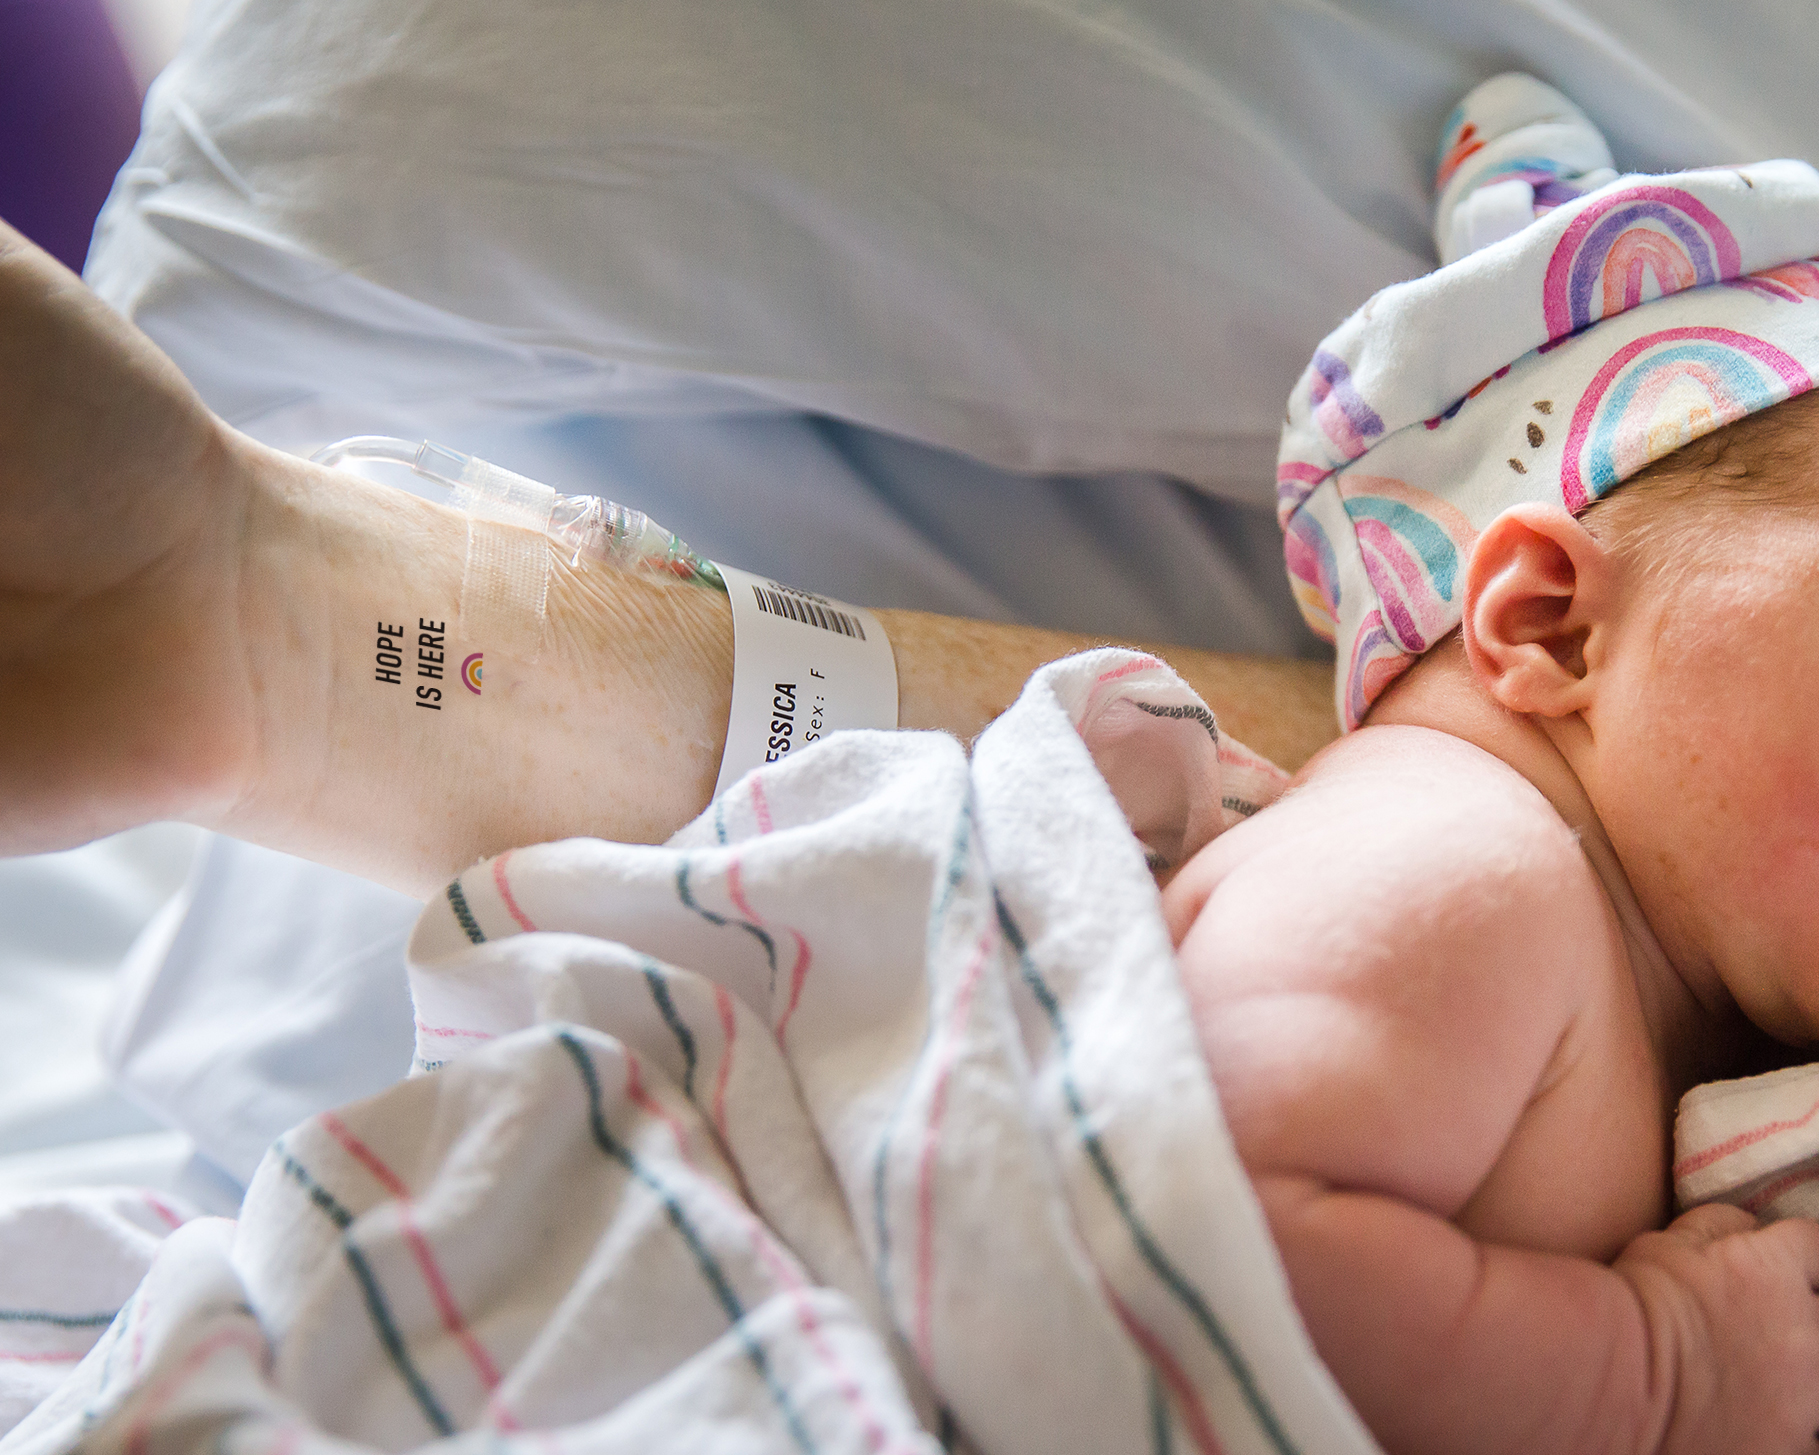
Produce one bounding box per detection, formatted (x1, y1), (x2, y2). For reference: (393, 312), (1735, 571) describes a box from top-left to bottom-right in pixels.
(1747, 754), (1819, 896)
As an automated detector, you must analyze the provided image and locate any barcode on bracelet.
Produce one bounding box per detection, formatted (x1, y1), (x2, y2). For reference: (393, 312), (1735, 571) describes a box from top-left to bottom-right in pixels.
(751, 585), (867, 640)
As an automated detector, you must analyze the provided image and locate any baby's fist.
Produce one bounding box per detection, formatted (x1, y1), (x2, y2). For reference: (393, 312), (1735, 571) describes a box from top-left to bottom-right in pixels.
(1616, 1203), (1819, 1454)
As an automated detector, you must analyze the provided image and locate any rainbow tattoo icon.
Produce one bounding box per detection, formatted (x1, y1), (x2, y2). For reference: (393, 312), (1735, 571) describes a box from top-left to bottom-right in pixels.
(461, 652), (484, 695)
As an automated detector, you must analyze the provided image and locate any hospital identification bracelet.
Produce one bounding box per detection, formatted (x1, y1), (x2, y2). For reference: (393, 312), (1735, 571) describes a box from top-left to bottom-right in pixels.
(711, 563), (899, 799)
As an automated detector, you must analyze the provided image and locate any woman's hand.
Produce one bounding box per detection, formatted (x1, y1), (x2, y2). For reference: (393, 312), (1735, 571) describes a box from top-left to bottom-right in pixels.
(0, 218), (254, 852)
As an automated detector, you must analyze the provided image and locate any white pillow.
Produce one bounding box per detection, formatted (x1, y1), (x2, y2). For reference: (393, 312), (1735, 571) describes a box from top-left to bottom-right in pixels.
(90, 0), (1818, 506)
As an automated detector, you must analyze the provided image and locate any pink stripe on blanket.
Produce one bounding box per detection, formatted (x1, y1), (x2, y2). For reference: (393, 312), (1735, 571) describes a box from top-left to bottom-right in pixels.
(1673, 1095), (1819, 1179)
(493, 852), (538, 933)
(1096, 657), (1164, 684)
(913, 923), (995, 1369)
(1743, 1165), (1819, 1215)
(750, 777), (775, 835)
(712, 986), (738, 1150)
(725, 859), (815, 1042)
(1107, 1285), (1227, 1455)
(416, 1021), (495, 1042)
(124, 1326), (269, 1455)
(318, 1112), (510, 1409)
(620, 1048), (907, 1455)
(141, 1193), (185, 1231)
(130, 1282), (152, 1373)
(624, 1053), (697, 1162)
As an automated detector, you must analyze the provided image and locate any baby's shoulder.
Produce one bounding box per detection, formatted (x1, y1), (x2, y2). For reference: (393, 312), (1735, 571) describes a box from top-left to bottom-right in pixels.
(1163, 725), (1613, 998)
(1171, 727), (1647, 1233)
(1294, 724), (1586, 871)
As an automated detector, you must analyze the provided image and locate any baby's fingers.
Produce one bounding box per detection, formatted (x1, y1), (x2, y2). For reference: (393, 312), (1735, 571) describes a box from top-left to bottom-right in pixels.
(1659, 1201), (1759, 1249)
(1749, 1214), (1819, 1292)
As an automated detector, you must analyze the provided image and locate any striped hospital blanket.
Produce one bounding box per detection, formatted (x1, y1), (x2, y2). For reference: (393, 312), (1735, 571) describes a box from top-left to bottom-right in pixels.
(0, 650), (1377, 1455)
(1676, 1062), (1819, 1222)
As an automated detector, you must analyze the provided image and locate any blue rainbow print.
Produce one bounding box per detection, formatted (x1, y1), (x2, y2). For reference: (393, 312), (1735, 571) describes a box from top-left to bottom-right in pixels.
(1283, 511), (1339, 643)
(1338, 476), (1478, 656)
(1561, 327), (1812, 511)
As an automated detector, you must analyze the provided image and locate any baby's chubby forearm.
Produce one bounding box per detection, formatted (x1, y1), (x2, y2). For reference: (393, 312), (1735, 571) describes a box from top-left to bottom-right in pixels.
(1260, 1173), (1819, 1455)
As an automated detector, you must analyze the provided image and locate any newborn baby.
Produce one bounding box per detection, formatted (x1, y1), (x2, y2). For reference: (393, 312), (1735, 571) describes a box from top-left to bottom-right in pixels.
(1163, 77), (1819, 1454)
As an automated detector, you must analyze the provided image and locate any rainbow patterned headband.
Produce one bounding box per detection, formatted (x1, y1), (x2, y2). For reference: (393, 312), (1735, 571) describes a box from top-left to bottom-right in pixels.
(1279, 144), (1819, 730)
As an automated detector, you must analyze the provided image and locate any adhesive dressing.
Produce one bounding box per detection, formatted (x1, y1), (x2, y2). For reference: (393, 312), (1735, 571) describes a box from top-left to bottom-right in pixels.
(312, 436), (898, 794)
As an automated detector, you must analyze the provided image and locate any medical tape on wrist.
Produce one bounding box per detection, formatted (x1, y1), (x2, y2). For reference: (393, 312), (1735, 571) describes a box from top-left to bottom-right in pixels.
(712, 563), (898, 799)
(442, 450), (556, 665)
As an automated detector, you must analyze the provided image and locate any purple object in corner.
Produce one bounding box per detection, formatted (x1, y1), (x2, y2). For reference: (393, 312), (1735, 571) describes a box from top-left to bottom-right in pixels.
(0, 0), (144, 272)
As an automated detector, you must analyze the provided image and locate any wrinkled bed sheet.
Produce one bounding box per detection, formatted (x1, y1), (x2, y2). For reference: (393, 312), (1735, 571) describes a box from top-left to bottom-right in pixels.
(0, 651), (1377, 1455)
(0, 826), (204, 1196)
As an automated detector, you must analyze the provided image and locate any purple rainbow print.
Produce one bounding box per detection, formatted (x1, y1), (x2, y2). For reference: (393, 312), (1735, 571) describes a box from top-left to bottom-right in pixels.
(1729, 258), (1819, 305)
(1275, 459), (1331, 526)
(1542, 186), (1742, 340)
(1338, 477), (1478, 655)
(1283, 512), (1339, 642)
(1344, 609), (1414, 732)
(1560, 327), (1812, 512)
(1456, 159), (1590, 213)
(1308, 350), (1386, 462)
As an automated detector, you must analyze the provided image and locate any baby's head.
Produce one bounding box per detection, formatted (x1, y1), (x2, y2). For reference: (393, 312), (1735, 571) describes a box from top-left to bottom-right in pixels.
(1278, 78), (1819, 1037)
(1279, 77), (1819, 734)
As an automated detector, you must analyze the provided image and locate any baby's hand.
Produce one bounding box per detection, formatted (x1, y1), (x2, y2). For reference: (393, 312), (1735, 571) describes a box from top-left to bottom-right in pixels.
(1616, 1203), (1819, 1454)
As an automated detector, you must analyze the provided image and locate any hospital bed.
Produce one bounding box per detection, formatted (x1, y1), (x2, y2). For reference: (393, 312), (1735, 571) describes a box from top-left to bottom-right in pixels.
(7, 0), (1819, 1448)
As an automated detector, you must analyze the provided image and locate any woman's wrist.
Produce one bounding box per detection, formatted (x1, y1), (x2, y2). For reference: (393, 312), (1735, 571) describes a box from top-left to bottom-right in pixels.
(182, 432), (1335, 899)
(212, 437), (734, 896)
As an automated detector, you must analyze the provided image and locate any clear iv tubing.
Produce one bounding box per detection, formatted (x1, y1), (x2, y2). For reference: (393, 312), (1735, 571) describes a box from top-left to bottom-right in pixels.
(309, 435), (726, 591)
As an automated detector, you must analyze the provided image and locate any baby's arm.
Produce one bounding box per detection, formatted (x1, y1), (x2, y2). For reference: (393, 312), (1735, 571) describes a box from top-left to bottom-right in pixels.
(1256, 1170), (1819, 1454)
(1166, 729), (1819, 1454)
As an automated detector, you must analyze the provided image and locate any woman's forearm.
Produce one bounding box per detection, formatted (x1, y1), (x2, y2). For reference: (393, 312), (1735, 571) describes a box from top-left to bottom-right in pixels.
(207, 438), (1335, 896)
(882, 610), (1336, 771)
(0, 219), (1336, 895)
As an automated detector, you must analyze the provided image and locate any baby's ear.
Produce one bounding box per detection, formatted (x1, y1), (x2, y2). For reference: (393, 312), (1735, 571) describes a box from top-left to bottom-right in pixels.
(1462, 502), (1620, 718)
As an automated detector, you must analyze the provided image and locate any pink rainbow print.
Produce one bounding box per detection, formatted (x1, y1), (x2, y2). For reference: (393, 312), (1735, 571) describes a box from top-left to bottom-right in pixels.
(1344, 609), (1414, 731)
(1283, 512), (1339, 643)
(1560, 327), (1812, 512)
(1729, 258), (1819, 305)
(1598, 229), (1697, 315)
(1276, 459), (1332, 526)
(461, 652), (484, 695)
(1338, 476), (1478, 656)
(1308, 349), (1385, 462)
(1542, 186), (1741, 339)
